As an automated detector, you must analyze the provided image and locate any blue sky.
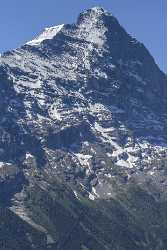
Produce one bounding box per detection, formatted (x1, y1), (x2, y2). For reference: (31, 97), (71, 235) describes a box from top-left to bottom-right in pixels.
(0, 0), (166, 73)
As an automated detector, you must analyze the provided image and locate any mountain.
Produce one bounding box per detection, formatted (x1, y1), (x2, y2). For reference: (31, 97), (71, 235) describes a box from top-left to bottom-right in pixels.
(0, 6), (167, 250)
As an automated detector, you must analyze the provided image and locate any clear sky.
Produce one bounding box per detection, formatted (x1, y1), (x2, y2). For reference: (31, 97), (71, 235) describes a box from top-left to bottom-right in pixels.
(0, 0), (166, 73)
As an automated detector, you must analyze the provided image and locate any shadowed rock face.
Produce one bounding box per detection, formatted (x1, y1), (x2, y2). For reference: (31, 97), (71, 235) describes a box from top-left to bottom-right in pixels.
(0, 6), (167, 250)
(0, 164), (27, 204)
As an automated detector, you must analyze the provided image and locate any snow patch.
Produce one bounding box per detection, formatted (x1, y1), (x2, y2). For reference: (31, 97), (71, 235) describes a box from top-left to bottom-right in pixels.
(73, 190), (80, 200)
(27, 24), (64, 46)
(89, 193), (96, 200)
(75, 153), (92, 167)
(48, 107), (62, 121)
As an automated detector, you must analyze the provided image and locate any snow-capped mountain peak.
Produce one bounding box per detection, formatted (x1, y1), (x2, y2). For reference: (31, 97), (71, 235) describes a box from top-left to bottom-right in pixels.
(0, 6), (167, 202)
(1, 7), (167, 249)
(77, 6), (113, 25)
(79, 6), (112, 18)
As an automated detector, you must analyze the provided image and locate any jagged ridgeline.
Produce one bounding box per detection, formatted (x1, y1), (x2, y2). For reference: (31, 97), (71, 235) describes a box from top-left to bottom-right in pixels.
(0, 6), (167, 250)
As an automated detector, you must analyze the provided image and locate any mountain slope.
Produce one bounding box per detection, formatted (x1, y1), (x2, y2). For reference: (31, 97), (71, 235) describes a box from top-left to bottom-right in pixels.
(0, 6), (167, 250)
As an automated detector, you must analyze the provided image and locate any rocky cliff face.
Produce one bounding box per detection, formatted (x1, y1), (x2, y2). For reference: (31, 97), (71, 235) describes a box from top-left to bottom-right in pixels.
(0, 7), (167, 250)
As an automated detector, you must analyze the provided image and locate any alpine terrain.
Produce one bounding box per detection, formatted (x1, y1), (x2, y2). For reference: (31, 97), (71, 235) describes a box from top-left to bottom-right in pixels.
(1, 6), (167, 250)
